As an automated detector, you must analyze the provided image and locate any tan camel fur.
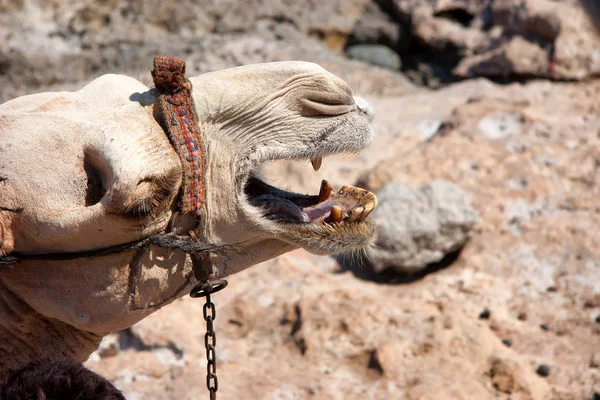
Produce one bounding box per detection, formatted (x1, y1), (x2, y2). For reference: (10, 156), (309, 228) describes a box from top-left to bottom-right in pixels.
(0, 61), (376, 380)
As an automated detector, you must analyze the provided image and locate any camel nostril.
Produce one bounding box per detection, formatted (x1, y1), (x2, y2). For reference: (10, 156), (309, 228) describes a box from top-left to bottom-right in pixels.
(354, 96), (374, 122)
(300, 89), (355, 116)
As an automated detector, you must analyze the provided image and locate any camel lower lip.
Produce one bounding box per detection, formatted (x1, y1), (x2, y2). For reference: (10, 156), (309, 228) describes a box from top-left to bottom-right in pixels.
(245, 176), (377, 225)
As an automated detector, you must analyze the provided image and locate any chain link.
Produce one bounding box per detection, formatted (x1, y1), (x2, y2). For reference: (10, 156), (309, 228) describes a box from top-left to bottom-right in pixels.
(190, 279), (228, 400)
(204, 293), (218, 397)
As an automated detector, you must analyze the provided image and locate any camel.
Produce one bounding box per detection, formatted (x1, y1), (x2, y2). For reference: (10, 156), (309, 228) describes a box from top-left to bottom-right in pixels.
(0, 59), (377, 380)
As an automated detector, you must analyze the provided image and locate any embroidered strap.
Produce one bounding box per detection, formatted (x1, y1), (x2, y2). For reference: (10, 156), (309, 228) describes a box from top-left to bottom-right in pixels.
(152, 56), (205, 216)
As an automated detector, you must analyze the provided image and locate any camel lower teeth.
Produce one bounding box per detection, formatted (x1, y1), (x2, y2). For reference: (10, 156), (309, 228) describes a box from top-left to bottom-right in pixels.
(328, 205), (343, 223)
(346, 206), (364, 222)
(362, 202), (375, 218)
(318, 180), (334, 203)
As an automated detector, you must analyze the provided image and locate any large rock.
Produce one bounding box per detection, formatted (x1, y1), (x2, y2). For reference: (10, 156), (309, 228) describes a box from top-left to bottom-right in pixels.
(368, 181), (480, 273)
(346, 44), (402, 69)
(381, 0), (600, 83)
(348, 1), (402, 48)
(434, 0), (490, 17)
(413, 15), (490, 55)
(491, 0), (561, 42)
(0, 0), (387, 103)
(459, 0), (600, 80)
(454, 36), (550, 79)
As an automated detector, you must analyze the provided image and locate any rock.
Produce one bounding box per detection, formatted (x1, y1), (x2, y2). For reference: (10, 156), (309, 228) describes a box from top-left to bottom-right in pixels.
(346, 44), (402, 70)
(490, 0), (600, 80)
(417, 119), (443, 140)
(368, 181), (480, 273)
(582, 0), (600, 34)
(349, 2), (402, 48)
(97, 334), (119, 359)
(477, 111), (524, 140)
(536, 364), (550, 377)
(454, 36), (549, 79)
(0, 0), (24, 13)
(386, 0), (437, 17)
(382, 0), (600, 83)
(489, 357), (548, 398)
(434, 0), (489, 18)
(479, 309), (492, 319)
(413, 15), (490, 55)
(492, 0), (561, 42)
(0, 0), (385, 103)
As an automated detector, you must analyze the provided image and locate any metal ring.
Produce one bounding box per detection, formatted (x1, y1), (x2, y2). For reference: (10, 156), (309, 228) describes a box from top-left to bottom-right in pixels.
(190, 279), (228, 298)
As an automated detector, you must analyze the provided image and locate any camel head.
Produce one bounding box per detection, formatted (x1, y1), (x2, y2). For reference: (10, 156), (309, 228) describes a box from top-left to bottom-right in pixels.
(0, 61), (378, 376)
(185, 61), (377, 276)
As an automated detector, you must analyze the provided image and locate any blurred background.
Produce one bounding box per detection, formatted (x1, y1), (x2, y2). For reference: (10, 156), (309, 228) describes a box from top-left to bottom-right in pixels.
(2, 0), (600, 399)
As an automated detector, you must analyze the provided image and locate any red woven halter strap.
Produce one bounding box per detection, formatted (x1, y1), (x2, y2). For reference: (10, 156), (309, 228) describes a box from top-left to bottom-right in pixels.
(152, 56), (205, 217)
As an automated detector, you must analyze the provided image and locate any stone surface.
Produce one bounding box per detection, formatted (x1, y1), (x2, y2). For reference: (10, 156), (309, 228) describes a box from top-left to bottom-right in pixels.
(454, 35), (550, 79)
(368, 181), (480, 273)
(349, 2), (402, 48)
(1, 0), (419, 103)
(434, 0), (489, 17)
(346, 44), (402, 69)
(388, 0), (600, 83)
(413, 15), (490, 55)
(2, 0), (599, 101)
(472, 0), (600, 80)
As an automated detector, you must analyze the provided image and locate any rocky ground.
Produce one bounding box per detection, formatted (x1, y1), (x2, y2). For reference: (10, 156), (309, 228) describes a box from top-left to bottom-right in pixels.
(2, 1), (600, 399)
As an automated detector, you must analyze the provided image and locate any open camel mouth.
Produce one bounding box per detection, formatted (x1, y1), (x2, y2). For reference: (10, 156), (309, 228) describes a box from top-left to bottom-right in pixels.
(244, 164), (378, 228)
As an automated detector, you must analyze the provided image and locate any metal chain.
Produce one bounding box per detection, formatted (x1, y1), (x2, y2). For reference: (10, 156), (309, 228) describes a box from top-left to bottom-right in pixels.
(204, 292), (217, 399)
(190, 279), (228, 400)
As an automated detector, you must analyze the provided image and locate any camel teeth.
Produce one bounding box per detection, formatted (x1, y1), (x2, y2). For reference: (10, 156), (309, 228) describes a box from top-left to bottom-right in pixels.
(329, 205), (343, 223)
(318, 180), (334, 203)
(351, 187), (367, 195)
(311, 157), (323, 171)
(339, 185), (354, 196)
(345, 206), (364, 223)
(361, 202), (375, 219)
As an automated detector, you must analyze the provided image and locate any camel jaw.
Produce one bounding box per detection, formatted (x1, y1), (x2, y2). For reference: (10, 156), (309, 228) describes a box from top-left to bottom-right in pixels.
(243, 174), (378, 255)
(240, 120), (378, 256)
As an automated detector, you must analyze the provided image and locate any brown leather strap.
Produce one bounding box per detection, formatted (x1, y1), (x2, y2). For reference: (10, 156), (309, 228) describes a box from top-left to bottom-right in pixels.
(152, 56), (206, 217)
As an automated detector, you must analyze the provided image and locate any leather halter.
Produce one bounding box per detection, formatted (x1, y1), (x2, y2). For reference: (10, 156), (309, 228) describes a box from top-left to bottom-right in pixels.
(151, 56), (213, 282)
(152, 56), (206, 217)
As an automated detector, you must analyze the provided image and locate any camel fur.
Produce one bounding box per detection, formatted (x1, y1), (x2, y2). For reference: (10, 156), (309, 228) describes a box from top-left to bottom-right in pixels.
(0, 61), (376, 380)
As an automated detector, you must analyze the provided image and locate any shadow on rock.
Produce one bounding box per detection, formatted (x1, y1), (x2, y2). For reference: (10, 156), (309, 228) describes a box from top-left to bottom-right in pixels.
(335, 246), (464, 285)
